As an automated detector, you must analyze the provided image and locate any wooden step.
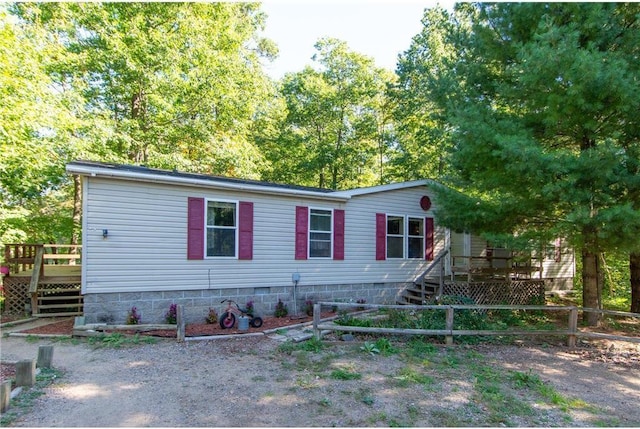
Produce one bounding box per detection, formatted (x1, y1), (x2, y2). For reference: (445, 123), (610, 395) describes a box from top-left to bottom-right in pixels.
(37, 303), (83, 310)
(37, 295), (83, 302)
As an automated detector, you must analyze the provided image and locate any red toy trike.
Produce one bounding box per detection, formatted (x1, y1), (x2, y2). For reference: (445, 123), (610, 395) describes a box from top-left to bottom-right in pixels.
(219, 299), (263, 329)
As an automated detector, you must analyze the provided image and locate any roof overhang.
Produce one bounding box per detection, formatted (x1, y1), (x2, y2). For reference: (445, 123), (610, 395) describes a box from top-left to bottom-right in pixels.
(66, 161), (351, 202)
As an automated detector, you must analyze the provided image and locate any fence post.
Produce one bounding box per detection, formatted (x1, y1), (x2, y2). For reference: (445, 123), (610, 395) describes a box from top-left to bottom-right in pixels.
(176, 304), (185, 342)
(567, 307), (578, 348)
(1, 380), (11, 413)
(16, 359), (36, 387)
(313, 303), (321, 340)
(445, 306), (454, 346)
(37, 345), (54, 368)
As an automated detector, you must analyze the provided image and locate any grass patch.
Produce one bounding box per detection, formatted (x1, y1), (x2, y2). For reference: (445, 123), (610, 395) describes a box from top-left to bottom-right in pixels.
(392, 366), (434, 388)
(86, 332), (157, 348)
(330, 368), (362, 380)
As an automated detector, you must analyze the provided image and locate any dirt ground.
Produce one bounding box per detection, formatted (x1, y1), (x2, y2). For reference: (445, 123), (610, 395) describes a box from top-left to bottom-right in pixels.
(1, 319), (639, 427)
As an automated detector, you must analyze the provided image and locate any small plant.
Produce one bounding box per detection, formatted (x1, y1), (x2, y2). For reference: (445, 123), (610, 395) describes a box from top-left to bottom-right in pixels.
(205, 307), (218, 324)
(245, 300), (254, 316)
(374, 337), (398, 355)
(165, 303), (177, 324)
(126, 306), (141, 325)
(304, 300), (314, 316)
(274, 299), (288, 318)
(361, 341), (380, 355)
(330, 368), (362, 380)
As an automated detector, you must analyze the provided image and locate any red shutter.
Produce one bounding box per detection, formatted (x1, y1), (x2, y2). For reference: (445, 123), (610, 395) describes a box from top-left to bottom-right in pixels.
(376, 213), (386, 261)
(187, 197), (205, 260)
(238, 201), (254, 260)
(425, 217), (434, 261)
(333, 209), (345, 260)
(295, 206), (308, 260)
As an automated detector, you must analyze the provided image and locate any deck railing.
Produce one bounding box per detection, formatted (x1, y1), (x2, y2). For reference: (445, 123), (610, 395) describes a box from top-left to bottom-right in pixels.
(3, 244), (82, 276)
(450, 255), (541, 282)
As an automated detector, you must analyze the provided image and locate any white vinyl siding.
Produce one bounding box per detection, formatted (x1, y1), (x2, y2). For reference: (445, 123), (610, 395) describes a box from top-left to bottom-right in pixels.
(80, 178), (444, 294)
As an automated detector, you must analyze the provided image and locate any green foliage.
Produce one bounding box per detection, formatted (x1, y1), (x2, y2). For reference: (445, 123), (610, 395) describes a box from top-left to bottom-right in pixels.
(274, 299), (288, 318)
(360, 342), (380, 356)
(205, 307), (218, 324)
(87, 332), (157, 348)
(330, 368), (362, 380)
(165, 303), (177, 324)
(2, 2), (278, 248)
(396, 3), (640, 313)
(126, 306), (140, 325)
(265, 38), (395, 189)
(0, 368), (63, 426)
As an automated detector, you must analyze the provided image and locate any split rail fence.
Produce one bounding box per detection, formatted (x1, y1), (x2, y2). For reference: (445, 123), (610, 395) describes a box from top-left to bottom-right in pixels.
(312, 302), (640, 347)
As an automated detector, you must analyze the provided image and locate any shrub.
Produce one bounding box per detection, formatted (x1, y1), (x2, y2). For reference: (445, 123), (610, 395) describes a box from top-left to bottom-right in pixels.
(356, 298), (367, 310)
(274, 299), (288, 318)
(245, 300), (254, 316)
(304, 300), (314, 316)
(126, 306), (141, 325)
(165, 303), (177, 324)
(205, 308), (218, 324)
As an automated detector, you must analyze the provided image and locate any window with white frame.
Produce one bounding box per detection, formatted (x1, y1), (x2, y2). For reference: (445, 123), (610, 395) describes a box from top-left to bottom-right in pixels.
(206, 200), (237, 257)
(407, 217), (424, 259)
(386, 215), (425, 259)
(386, 215), (404, 259)
(309, 208), (332, 258)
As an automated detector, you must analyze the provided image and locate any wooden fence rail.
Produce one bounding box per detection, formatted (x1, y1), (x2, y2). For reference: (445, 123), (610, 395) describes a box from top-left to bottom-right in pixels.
(312, 302), (640, 347)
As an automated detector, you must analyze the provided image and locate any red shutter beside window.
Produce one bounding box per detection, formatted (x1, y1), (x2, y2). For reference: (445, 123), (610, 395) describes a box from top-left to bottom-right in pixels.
(333, 209), (345, 260)
(425, 217), (434, 261)
(187, 197), (205, 260)
(376, 213), (386, 261)
(295, 206), (308, 260)
(238, 201), (254, 260)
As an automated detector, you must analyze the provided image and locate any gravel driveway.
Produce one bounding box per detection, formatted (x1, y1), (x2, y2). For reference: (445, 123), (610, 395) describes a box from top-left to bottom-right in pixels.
(1, 332), (639, 427)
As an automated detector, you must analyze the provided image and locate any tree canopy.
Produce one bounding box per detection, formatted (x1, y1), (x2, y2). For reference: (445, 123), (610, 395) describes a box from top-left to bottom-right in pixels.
(394, 3), (640, 320)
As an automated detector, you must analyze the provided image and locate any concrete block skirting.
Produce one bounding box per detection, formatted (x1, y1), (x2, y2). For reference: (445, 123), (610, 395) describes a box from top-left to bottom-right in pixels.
(82, 282), (408, 324)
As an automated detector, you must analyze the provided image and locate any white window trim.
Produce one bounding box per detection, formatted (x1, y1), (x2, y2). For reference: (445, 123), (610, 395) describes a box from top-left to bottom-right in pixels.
(205, 198), (239, 259)
(308, 207), (333, 259)
(386, 213), (406, 260)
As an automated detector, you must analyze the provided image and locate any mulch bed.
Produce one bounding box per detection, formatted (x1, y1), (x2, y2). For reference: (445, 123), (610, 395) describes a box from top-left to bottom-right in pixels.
(8, 312), (337, 338)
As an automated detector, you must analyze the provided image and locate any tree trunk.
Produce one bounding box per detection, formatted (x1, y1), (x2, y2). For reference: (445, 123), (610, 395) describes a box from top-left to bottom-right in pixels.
(582, 249), (601, 326)
(630, 252), (640, 314)
(70, 174), (82, 258)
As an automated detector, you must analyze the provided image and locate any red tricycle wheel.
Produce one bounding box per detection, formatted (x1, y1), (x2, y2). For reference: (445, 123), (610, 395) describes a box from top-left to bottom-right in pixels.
(220, 312), (236, 329)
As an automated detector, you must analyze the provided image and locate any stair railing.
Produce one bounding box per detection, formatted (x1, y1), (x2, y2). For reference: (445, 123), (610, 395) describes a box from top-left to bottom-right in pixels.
(415, 249), (450, 302)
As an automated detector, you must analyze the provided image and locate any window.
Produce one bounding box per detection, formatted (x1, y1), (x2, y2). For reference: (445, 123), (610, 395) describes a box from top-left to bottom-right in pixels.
(309, 209), (332, 258)
(386, 215), (404, 259)
(377, 213), (433, 261)
(407, 217), (424, 259)
(206, 201), (236, 257)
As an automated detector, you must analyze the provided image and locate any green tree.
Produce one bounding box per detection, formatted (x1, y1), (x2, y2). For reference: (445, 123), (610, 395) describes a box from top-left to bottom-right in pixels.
(398, 3), (640, 322)
(4, 2), (278, 247)
(268, 38), (394, 189)
(0, 5), (86, 247)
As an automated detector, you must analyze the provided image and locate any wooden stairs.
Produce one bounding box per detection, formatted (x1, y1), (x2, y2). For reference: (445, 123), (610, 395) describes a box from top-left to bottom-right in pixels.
(3, 243), (83, 317)
(397, 276), (441, 305)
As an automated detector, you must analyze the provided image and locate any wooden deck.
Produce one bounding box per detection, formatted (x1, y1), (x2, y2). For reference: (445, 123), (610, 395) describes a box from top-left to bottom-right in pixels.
(10, 264), (81, 280)
(2, 244), (83, 316)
